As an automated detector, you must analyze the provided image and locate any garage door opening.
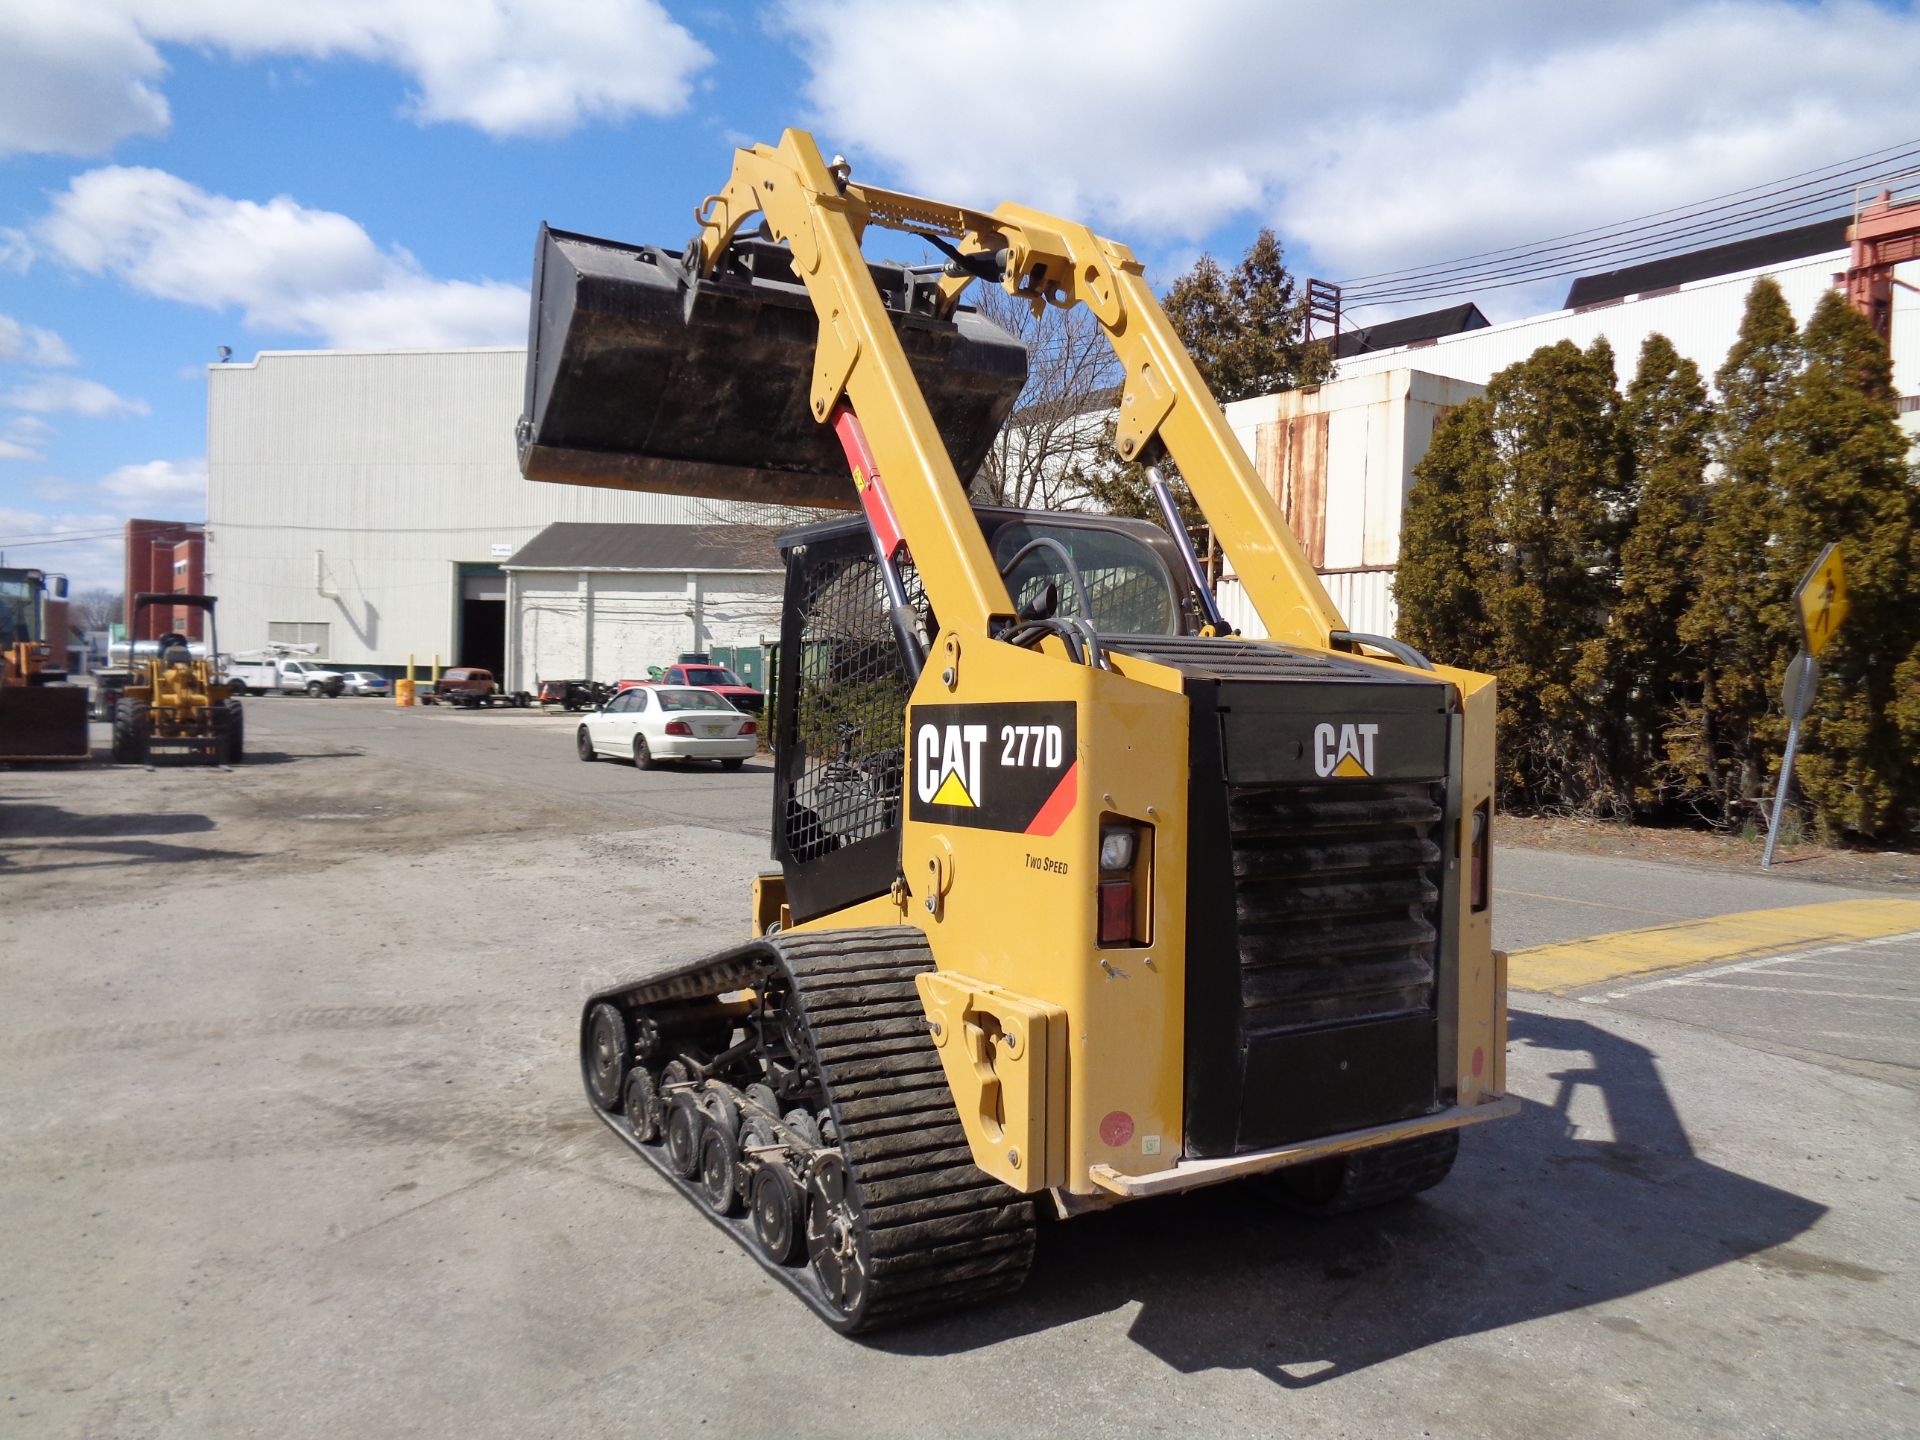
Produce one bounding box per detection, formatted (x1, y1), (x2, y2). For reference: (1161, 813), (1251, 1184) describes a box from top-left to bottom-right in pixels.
(458, 568), (506, 675)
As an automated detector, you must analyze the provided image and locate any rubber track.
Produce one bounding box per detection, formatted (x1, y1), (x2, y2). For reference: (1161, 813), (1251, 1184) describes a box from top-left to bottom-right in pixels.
(581, 926), (1034, 1332)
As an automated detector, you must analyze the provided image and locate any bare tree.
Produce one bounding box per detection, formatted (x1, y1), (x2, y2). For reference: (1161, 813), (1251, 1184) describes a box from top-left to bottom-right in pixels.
(691, 280), (1123, 526)
(969, 285), (1121, 511)
(72, 587), (124, 632)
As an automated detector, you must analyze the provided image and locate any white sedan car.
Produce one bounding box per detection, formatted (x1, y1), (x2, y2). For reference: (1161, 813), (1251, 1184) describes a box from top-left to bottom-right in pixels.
(576, 685), (759, 769)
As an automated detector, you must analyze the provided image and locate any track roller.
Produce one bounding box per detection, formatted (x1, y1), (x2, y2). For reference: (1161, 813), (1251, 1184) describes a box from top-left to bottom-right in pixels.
(697, 1126), (744, 1216)
(750, 1167), (806, 1264)
(664, 1093), (704, 1179)
(622, 1068), (662, 1143)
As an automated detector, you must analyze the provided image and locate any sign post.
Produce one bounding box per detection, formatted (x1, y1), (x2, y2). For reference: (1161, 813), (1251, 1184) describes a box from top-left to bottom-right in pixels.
(1762, 545), (1848, 870)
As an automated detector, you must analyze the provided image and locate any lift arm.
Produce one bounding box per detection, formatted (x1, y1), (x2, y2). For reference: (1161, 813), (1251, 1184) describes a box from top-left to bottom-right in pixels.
(691, 129), (1343, 649)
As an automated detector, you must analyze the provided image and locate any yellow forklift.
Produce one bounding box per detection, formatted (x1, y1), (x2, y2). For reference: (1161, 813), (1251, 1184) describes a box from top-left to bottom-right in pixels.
(112, 593), (243, 765)
(0, 565), (90, 763)
(521, 131), (1510, 1331)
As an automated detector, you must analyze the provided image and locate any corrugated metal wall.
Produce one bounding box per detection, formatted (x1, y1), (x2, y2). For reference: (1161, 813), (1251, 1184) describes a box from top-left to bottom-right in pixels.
(1218, 569), (1395, 641)
(206, 348), (720, 668)
(508, 570), (782, 689)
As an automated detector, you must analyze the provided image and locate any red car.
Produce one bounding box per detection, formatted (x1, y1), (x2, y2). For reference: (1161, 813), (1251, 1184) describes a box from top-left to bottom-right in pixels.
(618, 663), (764, 714)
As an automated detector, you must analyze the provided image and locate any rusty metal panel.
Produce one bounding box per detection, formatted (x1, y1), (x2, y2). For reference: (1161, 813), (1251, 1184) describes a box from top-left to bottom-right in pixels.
(1255, 414), (1328, 567)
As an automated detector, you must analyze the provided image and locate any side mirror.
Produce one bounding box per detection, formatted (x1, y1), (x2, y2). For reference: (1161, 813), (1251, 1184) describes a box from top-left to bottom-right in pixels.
(48, 575), (69, 600)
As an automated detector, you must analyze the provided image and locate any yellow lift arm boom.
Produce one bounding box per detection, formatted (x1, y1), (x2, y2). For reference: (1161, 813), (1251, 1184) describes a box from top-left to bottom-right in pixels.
(688, 129), (1344, 649)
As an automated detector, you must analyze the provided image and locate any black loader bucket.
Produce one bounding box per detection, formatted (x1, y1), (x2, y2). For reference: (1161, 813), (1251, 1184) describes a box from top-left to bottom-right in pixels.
(518, 226), (1028, 508)
(0, 685), (91, 762)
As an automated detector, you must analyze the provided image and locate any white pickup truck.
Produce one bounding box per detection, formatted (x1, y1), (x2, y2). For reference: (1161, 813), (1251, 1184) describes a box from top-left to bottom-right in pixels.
(224, 656), (346, 697)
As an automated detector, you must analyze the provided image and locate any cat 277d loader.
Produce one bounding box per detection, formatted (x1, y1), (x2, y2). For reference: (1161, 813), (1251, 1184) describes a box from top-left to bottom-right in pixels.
(519, 130), (1511, 1333)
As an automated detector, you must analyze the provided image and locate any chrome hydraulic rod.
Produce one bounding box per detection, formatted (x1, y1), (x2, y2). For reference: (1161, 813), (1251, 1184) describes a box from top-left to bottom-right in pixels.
(1148, 466), (1232, 636)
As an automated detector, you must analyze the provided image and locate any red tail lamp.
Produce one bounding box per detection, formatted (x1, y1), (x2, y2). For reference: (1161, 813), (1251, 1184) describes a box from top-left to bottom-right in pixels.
(665, 719), (693, 736)
(1097, 820), (1149, 946)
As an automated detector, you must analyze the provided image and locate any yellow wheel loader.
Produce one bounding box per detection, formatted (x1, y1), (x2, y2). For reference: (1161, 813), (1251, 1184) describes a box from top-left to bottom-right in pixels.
(112, 593), (243, 766)
(522, 132), (1510, 1332)
(0, 566), (90, 763)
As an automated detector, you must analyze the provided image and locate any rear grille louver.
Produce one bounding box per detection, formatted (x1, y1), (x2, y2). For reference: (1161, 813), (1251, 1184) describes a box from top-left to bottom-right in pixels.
(1228, 780), (1446, 1035)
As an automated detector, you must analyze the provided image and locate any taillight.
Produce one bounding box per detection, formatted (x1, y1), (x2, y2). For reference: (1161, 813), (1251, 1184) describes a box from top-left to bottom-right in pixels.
(740, 720), (758, 735)
(665, 719), (693, 736)
(1096, 819), (1150, 946)
(1470, 802), (1491, 912)
(1097, 880), (1134, 945)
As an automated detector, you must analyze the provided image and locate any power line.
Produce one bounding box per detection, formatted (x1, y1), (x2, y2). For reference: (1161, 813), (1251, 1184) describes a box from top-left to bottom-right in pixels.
(0, 529), (127, 547)
(1337, 134), (1918, 287)
(1335, 136), (1916, 311)
(1341, 186), (1855, 305)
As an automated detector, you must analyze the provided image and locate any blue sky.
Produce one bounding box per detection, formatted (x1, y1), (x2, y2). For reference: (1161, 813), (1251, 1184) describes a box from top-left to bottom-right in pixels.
(3, 0), (1917, 587)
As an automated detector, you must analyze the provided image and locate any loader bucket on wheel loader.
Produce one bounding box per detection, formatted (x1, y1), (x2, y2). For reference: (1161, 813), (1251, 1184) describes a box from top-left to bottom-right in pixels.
(516, 225), (1028, 508)
(0, 684), (91, 762)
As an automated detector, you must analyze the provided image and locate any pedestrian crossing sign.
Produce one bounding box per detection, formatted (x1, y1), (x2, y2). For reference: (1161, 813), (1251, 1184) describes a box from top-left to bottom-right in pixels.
(1795, 543), (1848, 658)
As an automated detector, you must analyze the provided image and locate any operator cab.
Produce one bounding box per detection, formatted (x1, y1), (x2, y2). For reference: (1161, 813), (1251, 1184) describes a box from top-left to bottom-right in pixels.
(770, 505), (1207, 923)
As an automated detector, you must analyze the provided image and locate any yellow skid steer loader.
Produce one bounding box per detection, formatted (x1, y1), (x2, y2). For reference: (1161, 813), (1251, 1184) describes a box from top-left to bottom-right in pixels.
(520, 131), (1509, 1332)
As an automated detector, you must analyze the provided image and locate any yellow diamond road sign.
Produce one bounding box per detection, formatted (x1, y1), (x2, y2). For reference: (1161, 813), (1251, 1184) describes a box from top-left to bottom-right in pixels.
(1795, 542), (1849, 658)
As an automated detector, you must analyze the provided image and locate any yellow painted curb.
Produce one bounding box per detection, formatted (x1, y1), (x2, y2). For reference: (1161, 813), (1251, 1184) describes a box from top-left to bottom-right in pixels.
(1508, 897), (1920, 995)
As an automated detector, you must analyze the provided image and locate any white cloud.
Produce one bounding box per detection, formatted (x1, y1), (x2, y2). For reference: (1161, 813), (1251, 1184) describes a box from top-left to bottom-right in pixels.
(0, 1), (712, 157)
(778, 0), (1920, 309)
(3, 376), (149, 418)
(0, 314), (77, 368)
(0, 4), (169, 158)
(100, 455), (206, 503)
(0, 416), (55, 461)
(34, 167), (528, 348)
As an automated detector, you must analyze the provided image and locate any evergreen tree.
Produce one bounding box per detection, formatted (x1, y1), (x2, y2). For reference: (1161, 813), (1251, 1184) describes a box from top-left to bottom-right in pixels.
(1399, 340), (1630, 810)
(1482, 338), (1632, 809)
(1397, 396), (1497, 673)
(1161, 229), (1334, 403)
(1611, 333), (1711, 806)
(1772, 291), (1919, 839)
(1679, 278), (1801, 823)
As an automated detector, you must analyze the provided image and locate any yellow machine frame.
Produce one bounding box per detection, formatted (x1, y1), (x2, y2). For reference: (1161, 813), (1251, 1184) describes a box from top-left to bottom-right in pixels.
(715, 131), (1509, 1200)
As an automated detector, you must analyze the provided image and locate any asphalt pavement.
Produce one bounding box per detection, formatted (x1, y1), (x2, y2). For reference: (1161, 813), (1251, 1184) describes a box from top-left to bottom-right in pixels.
(1, 697), (1913, 1438)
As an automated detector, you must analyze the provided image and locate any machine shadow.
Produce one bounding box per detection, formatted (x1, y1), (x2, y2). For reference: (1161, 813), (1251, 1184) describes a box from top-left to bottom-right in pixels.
(0, 803), (215, 839)
(0, 838), (259, 875)
(871, 1009), (1824, 1385)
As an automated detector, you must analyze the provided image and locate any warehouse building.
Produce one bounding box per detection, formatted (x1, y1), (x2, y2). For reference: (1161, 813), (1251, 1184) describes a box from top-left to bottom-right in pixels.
(205, 346), (741, 684)
(501, 522), (782, 689)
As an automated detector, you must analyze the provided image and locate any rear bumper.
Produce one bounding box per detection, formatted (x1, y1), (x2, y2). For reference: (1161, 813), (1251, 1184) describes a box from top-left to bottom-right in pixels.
(651, 735), (758, 759)
(1087, 1096), (1517, 1199)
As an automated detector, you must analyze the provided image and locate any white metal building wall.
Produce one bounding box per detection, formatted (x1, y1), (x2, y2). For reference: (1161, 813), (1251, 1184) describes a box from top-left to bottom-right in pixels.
(1335, 252), (1920, 432)
(1216, 370), (1478, 639)
(206, 347), (725, 668)
(507, 568), (783, 689)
